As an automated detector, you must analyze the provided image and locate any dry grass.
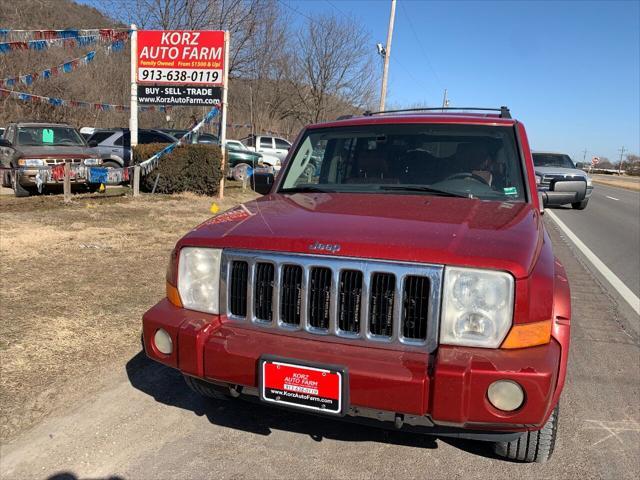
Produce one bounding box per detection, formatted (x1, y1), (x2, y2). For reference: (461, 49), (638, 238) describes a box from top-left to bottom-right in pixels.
(591, 175), (640, 191)
(0, 184), (258, 441)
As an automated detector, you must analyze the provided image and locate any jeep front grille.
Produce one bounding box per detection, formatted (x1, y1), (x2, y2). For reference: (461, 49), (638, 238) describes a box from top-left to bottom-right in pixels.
(221, 250), (442, 350)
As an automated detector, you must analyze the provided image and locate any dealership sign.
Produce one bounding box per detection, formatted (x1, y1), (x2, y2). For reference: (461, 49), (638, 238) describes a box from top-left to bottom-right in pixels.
(137, 85), (221, 106)
(137, 30), (225, 86)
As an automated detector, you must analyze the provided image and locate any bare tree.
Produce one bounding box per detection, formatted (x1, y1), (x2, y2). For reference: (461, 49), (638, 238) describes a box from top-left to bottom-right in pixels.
(289, 14), (378, 124)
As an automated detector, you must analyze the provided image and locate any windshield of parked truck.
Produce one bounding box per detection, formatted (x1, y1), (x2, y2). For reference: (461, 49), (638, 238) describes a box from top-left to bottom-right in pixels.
(532, 153), (575, 168)
(16, 126), (86, 147)
(279, 124), (526, 201)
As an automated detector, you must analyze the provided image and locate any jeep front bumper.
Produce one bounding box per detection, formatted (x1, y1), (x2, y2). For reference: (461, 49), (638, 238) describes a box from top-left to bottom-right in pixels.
(142, 299), (561, 436)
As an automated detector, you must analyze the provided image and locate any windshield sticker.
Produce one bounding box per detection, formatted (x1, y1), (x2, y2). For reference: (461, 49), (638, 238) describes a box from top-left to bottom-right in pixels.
(503, 186), (518, 196)
(42, 129), (54, 143)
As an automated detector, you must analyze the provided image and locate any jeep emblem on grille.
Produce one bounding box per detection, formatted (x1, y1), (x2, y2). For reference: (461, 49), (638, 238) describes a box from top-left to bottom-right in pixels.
(309, 241), (341, 254)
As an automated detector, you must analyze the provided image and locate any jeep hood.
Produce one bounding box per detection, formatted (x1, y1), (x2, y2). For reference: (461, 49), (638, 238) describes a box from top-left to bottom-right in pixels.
(180, 193), (544, 279)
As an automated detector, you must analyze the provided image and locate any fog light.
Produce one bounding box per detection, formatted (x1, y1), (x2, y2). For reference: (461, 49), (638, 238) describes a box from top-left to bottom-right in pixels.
(154, 328), (173, 355)
(487, 380), (524, 411)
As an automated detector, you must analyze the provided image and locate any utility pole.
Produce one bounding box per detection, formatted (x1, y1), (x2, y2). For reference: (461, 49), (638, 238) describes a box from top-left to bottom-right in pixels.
(378, 0), (396, 112)
(441, 89), (449, 110)
(618, 146), (626, 175)
(582, 148), (588, 163)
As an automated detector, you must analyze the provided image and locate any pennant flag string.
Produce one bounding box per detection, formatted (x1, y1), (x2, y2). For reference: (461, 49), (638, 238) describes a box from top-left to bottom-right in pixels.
(138, 106), (221, 175)
(0, 87), (171, 113)
(0, 30), (130, 54)
(1, 50), (99, 88)
(0, 28), (131, 42)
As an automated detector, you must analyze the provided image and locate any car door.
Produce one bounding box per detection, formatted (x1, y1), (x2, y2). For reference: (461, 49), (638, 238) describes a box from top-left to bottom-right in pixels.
(257, 137), (275, 156)
(0, 125), (16, 167)
(274, 138), (291, 161)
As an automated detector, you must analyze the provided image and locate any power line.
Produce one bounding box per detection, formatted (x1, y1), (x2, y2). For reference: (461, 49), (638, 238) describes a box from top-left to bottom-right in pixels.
(324, 0), (349, 17)
(399, 1), (444, 90)
(277, 0), (316, 23)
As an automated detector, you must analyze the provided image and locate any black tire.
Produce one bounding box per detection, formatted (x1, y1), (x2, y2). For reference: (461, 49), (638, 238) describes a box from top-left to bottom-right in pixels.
(102, 160), (121, 169)
(571, 199), (588, 210)
(11, 171), (30, 197)
(183, 375), (231, 400)
(494, 405), (559, 463)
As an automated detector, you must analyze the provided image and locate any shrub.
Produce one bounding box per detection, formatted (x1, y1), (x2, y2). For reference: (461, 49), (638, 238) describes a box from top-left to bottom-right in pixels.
(132, 143), (223, 195)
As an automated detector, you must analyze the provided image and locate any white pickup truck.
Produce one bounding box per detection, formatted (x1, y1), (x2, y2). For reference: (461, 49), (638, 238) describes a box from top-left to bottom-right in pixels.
(243, 135), (291, 161)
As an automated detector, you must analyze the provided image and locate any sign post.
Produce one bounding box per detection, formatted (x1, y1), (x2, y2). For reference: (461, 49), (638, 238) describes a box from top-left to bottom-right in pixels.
(129, 24), (138, 147)
(218, 30), (230, 200)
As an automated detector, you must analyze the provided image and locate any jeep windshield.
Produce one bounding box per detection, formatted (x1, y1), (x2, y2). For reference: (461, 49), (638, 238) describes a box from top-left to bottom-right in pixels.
(16, 126), (86, 147)
(532, 153), (575, 168)
(279, 124), (526, 201)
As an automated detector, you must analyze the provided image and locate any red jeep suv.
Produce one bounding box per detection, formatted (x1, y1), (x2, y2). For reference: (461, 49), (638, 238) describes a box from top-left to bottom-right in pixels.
(142, 107), (571, 463)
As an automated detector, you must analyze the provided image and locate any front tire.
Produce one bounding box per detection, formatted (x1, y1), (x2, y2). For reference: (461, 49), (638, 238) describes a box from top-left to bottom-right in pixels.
(494, 405), (559, 463)
(571, 199), (588, 210)
(183, 375), (231, 400)
(12, 171), (30, 197)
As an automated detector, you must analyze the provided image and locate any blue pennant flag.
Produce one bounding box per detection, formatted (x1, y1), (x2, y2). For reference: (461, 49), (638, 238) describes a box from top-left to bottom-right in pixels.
(29, 40), (48, 50)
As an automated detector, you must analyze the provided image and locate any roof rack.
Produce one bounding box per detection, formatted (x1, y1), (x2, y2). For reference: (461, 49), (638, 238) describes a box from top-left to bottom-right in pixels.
(362, 106), (512, 119)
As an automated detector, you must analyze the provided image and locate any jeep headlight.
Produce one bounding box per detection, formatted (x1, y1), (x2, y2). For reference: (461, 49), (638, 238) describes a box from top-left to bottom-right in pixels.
(18, 158), (46, 167)
(440, 266), (514, 348)
(586, 176), (592, 187)
(177, 247), (222, 314)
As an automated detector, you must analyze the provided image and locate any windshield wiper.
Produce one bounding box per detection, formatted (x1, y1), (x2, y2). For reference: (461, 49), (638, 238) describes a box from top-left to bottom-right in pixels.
(279, 186), (335, 193)
(378, 185), (470, 198)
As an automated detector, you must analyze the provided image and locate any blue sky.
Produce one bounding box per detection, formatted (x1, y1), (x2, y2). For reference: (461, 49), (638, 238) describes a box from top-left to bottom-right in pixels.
(81, 0), (639, 162)
(289, 0), (640, 163)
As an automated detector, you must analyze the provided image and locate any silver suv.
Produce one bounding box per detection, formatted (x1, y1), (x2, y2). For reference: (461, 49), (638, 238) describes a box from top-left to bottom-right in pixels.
(533, 152), (593, 210)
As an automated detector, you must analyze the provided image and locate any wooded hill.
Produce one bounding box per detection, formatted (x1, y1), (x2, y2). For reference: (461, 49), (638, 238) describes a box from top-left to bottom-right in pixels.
(0, 0), (379, 140)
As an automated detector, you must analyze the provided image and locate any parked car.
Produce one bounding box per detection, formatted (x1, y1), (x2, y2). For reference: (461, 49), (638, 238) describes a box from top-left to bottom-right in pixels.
(243, 134), (291, 161)
(0, 122), (102, 196)
(0, 127), (5, 137)
(159, 129), (219, 144)
(142, 107), (571, 463)
(532, 152), (593, 210)
(87, 128), (177, 168)
(224, 139), (281, 179)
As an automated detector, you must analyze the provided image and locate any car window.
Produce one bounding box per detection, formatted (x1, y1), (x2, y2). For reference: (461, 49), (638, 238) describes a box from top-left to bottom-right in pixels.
(259, 137), (273, 148)
(114, 133), (124, 146)
(275, 138), (290, 149)
(88, 131), (116, 145)
(280, 124), (526, 202)
(15, 126), (85, 146)
(139, 131), (172, 144)
(532, 153), (575, 168)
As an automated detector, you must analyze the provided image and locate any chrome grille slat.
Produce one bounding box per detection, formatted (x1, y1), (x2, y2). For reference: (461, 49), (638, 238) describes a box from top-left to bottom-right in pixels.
(222, 250), (443, 351)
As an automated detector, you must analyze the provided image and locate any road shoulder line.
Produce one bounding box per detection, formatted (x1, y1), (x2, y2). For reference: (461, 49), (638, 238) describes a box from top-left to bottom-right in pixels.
(546, 209), (640, 317)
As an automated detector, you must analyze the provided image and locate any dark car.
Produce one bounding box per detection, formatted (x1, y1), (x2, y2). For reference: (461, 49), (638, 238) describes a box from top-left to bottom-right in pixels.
(159, 129), (219, 144)
(1, 122), (102, 196)
(87, 128), (177, 168)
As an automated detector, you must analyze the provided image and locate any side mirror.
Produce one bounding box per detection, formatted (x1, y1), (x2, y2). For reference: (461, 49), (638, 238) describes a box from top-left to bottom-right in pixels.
(253, 172), (274, 195)
(538, 191), (546, 214)
(0, 138), (13, 148)
(88, 140), (99, 147)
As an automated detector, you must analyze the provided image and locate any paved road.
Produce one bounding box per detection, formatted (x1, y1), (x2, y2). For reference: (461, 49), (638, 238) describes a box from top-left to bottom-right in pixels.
(548, 184), (640, 299)
(1, 225), (639, 480)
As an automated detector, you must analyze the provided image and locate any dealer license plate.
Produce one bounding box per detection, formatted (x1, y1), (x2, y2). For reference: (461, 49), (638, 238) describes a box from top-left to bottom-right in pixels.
(259, 357), (346, 415)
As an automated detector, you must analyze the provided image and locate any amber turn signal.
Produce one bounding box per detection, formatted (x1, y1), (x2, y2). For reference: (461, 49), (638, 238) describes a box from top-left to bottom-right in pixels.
(166, 281), (183, 308)
(501, 320), (552, 349)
